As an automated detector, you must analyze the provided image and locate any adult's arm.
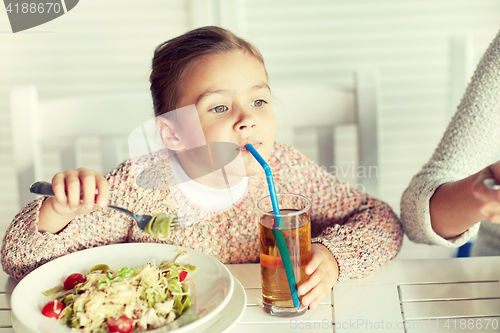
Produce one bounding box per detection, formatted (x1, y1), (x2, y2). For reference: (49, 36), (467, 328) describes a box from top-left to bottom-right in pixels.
(400, 30), (500, 246)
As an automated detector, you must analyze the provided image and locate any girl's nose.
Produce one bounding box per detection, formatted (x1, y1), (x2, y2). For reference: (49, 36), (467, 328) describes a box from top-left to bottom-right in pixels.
(234, 107), (257, 131)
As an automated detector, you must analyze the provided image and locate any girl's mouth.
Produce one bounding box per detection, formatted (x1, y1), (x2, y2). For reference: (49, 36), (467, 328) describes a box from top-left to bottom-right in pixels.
(238, 142), (261, 152)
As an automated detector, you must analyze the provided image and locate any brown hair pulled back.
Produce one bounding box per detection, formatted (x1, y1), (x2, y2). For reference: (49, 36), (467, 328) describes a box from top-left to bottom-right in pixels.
(150, 26), (265, 117)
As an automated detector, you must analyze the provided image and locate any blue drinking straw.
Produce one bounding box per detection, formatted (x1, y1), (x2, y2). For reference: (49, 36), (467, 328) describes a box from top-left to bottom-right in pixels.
(246, 143), (300, 307)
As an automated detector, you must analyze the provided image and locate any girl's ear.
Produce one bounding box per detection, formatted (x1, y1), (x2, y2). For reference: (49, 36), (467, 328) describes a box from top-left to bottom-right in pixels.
(155, 116), (185, 151)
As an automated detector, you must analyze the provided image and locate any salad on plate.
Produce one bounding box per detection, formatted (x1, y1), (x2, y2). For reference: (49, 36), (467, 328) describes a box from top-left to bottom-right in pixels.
(41, 258), (196, 333)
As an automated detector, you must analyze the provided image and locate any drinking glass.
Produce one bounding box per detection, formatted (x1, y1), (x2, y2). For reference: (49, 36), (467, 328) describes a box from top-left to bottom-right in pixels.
(257, 193), (311, 317)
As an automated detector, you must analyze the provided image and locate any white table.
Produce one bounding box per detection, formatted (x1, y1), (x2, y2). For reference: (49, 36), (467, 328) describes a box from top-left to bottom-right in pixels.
(2, 258), (500, 332)
(334, 257), (500, 333)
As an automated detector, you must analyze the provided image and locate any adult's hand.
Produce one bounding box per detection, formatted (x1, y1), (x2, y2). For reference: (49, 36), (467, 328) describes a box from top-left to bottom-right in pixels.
(472, 161), (500, 223)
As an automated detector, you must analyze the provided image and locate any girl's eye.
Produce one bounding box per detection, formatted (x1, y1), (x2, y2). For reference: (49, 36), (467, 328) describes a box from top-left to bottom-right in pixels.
(209, 105), (228, 114)
(252, 99), (267, 107)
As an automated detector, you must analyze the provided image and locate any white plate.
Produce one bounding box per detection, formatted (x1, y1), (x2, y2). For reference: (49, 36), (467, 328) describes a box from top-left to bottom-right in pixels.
(11, 243), (234, 333)
(199, 275), (246, 333)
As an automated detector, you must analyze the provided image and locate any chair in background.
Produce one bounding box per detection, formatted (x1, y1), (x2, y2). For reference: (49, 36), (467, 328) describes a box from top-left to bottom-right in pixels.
(10, 85), (153, 208)
(271, 69), (380, 197)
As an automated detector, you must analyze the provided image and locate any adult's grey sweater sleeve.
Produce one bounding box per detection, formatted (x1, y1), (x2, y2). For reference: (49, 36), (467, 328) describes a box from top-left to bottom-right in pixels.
(400, 30), (500, 247)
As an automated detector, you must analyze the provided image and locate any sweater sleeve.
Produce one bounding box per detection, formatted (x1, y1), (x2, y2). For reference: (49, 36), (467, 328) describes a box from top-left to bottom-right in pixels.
(400, 30), (500, 247)
(1, 165), (136, 280)
(273, 145), (403, 283)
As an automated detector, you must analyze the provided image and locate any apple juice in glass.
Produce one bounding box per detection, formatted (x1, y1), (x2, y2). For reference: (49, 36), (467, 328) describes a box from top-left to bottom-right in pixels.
(257, 193), (311, 317)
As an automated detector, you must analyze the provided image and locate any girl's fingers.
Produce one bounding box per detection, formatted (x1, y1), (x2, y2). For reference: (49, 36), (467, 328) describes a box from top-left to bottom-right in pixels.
(65, 172), (82, 211)
(307, 289), (329, 310)
(80, 169), (97, 210)
(49, 168), (107, 215)
(305, 251), (322, 275)
(52, 173), (68, 206)
(298, 265), (325, 296)
(301, 280), (328, 308)
(95, 174), (109, 208)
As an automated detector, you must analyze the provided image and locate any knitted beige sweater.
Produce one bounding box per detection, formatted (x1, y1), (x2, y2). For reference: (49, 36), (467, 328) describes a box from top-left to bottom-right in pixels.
(2, 143), (403, 280)
(400, 30), (500, 252)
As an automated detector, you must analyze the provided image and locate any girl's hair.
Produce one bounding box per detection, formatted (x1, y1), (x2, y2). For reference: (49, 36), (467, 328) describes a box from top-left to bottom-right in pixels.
(150, 26), (265, 117)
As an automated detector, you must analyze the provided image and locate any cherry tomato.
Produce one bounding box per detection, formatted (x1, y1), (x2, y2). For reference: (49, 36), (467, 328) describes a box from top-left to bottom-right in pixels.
(107, 315), (134, 333)
(41, 300), (65, 319)
(179, 270), (188, 282)
(64, 273), (87, 290)
(162, 269), (187, 281)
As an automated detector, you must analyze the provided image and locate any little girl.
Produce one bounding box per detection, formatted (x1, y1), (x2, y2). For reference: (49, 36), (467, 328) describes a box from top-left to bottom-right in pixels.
(1, 26), (403, 310)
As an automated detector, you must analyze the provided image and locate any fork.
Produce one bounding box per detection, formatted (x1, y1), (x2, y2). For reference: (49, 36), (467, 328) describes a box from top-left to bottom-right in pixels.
(29, 181), (182, 231)
(484, 178), (500, 190)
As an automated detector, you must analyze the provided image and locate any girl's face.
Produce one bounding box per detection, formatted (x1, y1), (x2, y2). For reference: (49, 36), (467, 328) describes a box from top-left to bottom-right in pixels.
(176, 50), (276, 178)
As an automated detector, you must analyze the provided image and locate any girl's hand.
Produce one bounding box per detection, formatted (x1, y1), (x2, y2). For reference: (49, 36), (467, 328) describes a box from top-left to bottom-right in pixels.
(298, 243), (338, 310)
(49, 167), (109, 216)
(39, 168), (109, 233)
(472, 161), (500, 223)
